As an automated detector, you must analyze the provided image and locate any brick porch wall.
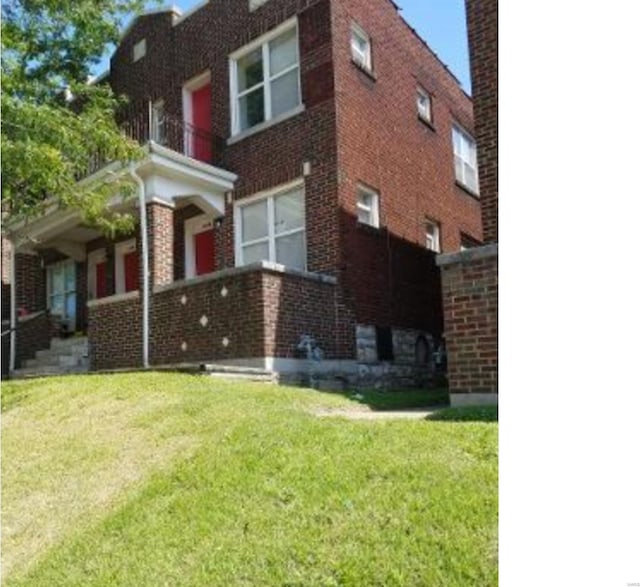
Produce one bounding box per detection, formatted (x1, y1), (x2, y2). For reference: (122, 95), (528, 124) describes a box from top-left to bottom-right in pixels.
(438, 245), (498, 395)
(88, 264), (341, 371)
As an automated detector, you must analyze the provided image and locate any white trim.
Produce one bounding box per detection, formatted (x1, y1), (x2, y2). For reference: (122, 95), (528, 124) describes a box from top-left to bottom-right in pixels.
(452, 123), (479, 194)
(417, 87), (433, 123)
(87, 248), (107, 300)
(133, 38), (147, 62)
(114, 239), (137, 294)
(229, 18), (301, 137)
(184, 213), (215, 279)
(356, 184), (380, 228)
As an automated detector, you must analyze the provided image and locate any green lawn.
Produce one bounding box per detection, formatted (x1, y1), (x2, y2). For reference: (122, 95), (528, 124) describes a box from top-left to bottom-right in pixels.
(1, 373), (498, 586)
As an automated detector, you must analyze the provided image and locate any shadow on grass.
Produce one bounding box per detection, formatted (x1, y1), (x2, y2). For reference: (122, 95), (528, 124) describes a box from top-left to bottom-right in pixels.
(426, 405), (498, 423)
(321, 387), (451, 412)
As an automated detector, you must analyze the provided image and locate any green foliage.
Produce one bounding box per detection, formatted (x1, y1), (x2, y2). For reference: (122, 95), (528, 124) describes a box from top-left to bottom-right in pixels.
(1, 0), (152, 235)
(2, 373), (498, 586)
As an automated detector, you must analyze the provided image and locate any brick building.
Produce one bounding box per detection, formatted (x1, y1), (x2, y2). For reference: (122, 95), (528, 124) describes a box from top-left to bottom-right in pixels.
(2, 0), (482, 383)
(437, 0), (498, 405)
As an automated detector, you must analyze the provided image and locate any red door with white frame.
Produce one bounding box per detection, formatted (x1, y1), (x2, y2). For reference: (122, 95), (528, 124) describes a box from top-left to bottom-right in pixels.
(124, 251), (139, 292)
(191, 84), (212, 163)
(194, 229), (215, 276)
(95, 261), (107, 298)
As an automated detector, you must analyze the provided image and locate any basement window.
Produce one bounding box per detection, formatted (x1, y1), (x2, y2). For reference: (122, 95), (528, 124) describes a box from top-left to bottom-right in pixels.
(376, 327), (394, 362)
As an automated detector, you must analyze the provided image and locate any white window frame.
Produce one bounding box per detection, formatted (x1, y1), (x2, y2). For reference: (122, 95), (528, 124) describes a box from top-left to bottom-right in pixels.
(185, 214), (215, 279)
(452, 124), (479, 194)
(417, 87), (433, 123)
(229, 18), (301, 137)
(350, 22), (372, 72)
(133, 39), (147, 62)
(87, 249), (107, 300)
(426, 219), (441, 253)
(46, 259), (76, 329)
(234, 179), (307, 270)
(115, 239), (137, 294)
(356, 185), (380, 228)
(151, 99), (167, 145)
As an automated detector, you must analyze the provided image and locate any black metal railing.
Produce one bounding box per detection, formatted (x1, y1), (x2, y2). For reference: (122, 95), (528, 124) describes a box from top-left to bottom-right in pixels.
(82, 104), (219, 179)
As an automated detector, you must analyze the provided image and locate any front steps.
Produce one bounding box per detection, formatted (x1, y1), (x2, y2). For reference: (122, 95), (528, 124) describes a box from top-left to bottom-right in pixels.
(200, 364), (277, 383)
(12, 337), (89, 378)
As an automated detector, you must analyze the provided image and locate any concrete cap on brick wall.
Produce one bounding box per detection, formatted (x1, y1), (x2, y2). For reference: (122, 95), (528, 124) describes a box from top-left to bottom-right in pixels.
(436, 243), (498, 267)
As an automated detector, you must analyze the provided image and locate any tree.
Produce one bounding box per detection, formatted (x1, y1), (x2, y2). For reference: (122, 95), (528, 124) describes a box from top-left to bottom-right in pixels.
(1, 0), (153, 236)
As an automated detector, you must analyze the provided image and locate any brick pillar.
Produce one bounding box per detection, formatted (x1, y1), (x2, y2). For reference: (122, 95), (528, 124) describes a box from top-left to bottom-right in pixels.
(146, 203), (174, 287)
(437, 245), (498, 405)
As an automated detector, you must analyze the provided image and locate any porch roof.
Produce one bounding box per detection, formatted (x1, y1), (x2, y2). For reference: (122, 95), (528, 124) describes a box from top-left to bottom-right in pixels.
(5, 142), (238, 256)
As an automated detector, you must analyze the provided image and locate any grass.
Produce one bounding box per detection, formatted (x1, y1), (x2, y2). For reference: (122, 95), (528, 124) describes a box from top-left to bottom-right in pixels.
(343, 387), (450, 410)
(1, 373), (498, 586)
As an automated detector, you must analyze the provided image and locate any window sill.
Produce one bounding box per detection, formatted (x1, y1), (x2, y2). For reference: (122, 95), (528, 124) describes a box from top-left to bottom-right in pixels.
(227, 104), (306, 146)
(351, 59), (377, 82)
(455, 181), (480, 200)
(87, 290), (140, 308)
(418, 116), (436, 132)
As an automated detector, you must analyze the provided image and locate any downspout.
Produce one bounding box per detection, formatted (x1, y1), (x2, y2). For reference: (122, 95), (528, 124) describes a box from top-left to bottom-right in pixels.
(129, 165), (150, 369)
(9, 240), (17, 374)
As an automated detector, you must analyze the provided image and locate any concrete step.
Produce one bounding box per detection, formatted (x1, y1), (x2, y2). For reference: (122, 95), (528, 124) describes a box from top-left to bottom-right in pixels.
(201, 364), (276, 383)
(25, 355), (89, 368)
(12, 365), (89, 379)
(50, 337), (88, 352)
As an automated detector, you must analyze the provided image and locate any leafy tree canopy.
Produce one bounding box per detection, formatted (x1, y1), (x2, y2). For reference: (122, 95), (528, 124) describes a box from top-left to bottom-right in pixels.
(1, 0), (153, 237)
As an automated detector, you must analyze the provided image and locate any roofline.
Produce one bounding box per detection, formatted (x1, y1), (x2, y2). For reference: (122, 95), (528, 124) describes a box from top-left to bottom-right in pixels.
(387, 0), (472, 100)
(118, 4), (183, 42)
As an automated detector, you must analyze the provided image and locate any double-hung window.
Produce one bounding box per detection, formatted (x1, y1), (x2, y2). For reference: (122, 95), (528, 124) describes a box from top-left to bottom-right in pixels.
(426, 219), (441, 253)
(417, 88), (433, 124)
(230, 20), (301, 135)
(356, 185), (380, 228)
(452, 124), (479, 194)
(236, 183), (306, 271)
(350, 23), (372, 72)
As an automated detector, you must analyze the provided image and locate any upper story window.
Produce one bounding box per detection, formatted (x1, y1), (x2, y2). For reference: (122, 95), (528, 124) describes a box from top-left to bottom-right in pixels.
(230, 19), (301, 136)
(426, 219), (441, 253)
(452, 124), (479, 194)
(417, 88), (433, 124)
(133, 39), (147, 62)
(235, 182), (307, 271)
(357, 185), (380, 228)
(350, 23), (372, 72)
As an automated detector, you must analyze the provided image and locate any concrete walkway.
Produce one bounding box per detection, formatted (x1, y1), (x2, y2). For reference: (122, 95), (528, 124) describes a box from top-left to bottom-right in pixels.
(312, 407), (444, 421)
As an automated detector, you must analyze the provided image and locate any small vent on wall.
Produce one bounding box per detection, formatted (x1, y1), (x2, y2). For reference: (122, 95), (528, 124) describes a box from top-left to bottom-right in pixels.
(133, 39), (147, 62)
(249, 0), (270, 12)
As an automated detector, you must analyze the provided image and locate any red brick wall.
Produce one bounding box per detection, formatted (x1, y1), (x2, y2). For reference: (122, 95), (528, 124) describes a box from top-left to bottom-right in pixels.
(331, 0), (482, 332)
(88, 295), (143, 370)
(147, 203), (174, 286)
(439, 247), (497, 394)
(466, 0), (498, 243)
(88, 266), (341, 370)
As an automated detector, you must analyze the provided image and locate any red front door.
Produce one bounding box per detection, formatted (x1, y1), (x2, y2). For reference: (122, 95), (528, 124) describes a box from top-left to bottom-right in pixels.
(191, 84), (212, 163)
(96, 261), (107, 299)
(124, 251), (139, 292)
(194, 229), (215, 276)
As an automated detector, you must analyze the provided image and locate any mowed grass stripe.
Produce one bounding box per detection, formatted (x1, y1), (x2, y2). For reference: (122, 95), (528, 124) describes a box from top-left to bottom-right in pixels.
(1, 373), (498, 587)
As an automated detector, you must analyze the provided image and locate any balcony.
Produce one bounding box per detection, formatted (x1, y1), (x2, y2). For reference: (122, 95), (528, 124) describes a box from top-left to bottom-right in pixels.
(83, 104), (224, 180)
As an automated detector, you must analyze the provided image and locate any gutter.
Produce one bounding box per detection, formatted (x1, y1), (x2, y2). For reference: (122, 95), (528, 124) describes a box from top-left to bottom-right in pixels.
(129, 165), (150, 369)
